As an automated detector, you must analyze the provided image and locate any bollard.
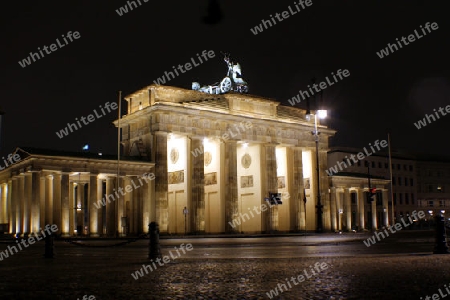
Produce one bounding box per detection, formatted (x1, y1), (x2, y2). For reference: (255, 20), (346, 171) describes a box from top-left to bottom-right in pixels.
(148, 222), (161, 260)
(44, 231), (54, 258)
(433, 214), (449, 254)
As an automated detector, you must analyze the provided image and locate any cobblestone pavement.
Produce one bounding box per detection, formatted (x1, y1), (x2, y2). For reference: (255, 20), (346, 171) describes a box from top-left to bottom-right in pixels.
(1, 237), (449, 300)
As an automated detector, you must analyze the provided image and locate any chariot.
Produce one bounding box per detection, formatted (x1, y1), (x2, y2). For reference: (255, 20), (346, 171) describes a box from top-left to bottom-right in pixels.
(192, 53), (248, 94)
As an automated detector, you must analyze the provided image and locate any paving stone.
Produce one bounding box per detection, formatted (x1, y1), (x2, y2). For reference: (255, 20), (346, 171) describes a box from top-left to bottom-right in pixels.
(1, 240), (450, 299)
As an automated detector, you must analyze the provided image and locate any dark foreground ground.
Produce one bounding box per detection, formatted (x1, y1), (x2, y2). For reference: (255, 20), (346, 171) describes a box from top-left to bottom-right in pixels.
(0, 230), (449, 300)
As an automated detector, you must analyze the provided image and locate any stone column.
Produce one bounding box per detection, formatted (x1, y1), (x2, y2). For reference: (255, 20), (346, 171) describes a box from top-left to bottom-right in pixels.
(371, 195), (377, 230)
(24, 173), (32, 234)
(39, 177), (47, 229)
(106, 177), (115, 236)
(19, 176), (25, 234)
(52, 174), (62, 234)
(149, 171), (156, 224)
(98, 178), (104, 235)
(0, 184), (3, 224)
(358, 188), (365, 230)
(75, 183), (80, 233)
(45, 175), (53, 225)
(7, 180), (14, 233)
(191, 137), (205, 233)
(141, 175), (150, 234)
(0, 183), (8, 223)
(89, 174), (99, 237)
(154, 132), (168, 232)
(319, 150), (331, 231)
(308, 149), (318, 231)
(330, 187), (337, 231)
(336, 190), (342, 231)
(75, 182), (86, 235)
(117, 176), (125, 235)
(3, 183), (8, 225)
(263, 144), (278, 232)
(69, 181), (75, 235)
(354, 191), (360, 229)
(60, 173), (69, 236)
(224, 140), (238, 233)
(11, 178), (18, 234)
(132, 178), (140, 235)
(344, 188), (351, 231)
(124, 177), (132, 235)
(31, 173), (41, 234)
(382, 189), (389, 226)
(291, 148), (305, 231)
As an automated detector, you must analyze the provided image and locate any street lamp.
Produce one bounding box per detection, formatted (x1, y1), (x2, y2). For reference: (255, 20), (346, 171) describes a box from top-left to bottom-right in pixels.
(306, 109), (327, 233)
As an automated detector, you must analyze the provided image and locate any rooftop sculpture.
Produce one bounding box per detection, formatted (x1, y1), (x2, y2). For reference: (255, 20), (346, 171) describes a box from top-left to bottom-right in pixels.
(192, 53), (248, 94)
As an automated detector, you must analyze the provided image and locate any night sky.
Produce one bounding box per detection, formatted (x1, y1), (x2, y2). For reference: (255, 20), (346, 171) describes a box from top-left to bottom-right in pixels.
(1, 1), (449, 158)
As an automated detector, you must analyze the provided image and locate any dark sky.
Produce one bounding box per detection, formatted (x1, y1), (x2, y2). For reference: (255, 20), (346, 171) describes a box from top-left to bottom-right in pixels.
(1, 0), (449, 158)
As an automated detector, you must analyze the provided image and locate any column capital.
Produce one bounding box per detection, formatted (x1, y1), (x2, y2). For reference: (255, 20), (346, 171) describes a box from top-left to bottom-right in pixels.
(154, 131), (168, 136)
(223, 139), (238, 144)
(263, 143), (279, 147)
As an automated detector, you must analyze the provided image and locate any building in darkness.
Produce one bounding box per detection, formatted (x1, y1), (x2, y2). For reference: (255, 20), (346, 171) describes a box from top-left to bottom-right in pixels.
(416, 156), (450, 221)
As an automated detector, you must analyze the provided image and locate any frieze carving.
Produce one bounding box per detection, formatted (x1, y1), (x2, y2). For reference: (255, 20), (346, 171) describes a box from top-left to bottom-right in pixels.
(170, 148), (179, 164)
(277, 176), (286, 189)
(204, 152), (212, 166)
(204, 172), (217, 185)
(241, 175), (253, 188)
(202, 120), (211, 129)
(168, 170), (184, 184)
(241, 153), (251, 169)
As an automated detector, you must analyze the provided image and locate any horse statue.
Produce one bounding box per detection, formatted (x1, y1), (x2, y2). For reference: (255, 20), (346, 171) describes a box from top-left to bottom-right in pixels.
(192, 53), (249, 94)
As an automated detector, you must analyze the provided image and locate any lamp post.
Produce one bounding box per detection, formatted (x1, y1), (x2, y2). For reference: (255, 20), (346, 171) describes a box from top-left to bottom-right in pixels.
(306, 110), (327, 233)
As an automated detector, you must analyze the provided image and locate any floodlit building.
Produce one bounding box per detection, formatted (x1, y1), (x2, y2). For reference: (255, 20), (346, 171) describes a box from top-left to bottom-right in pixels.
(6, 84), (448, 236)
(0, 147), (153, 236)
(0, 84), (338, 236)
(327, 147), (450, 228)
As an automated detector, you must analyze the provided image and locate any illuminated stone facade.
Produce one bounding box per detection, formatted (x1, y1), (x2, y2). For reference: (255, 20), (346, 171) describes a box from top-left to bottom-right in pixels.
(117, 84), (336, 234)
(0, 84), (341, 235)
(0, 148), (154, 236)
(328, 174), (391, 231)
